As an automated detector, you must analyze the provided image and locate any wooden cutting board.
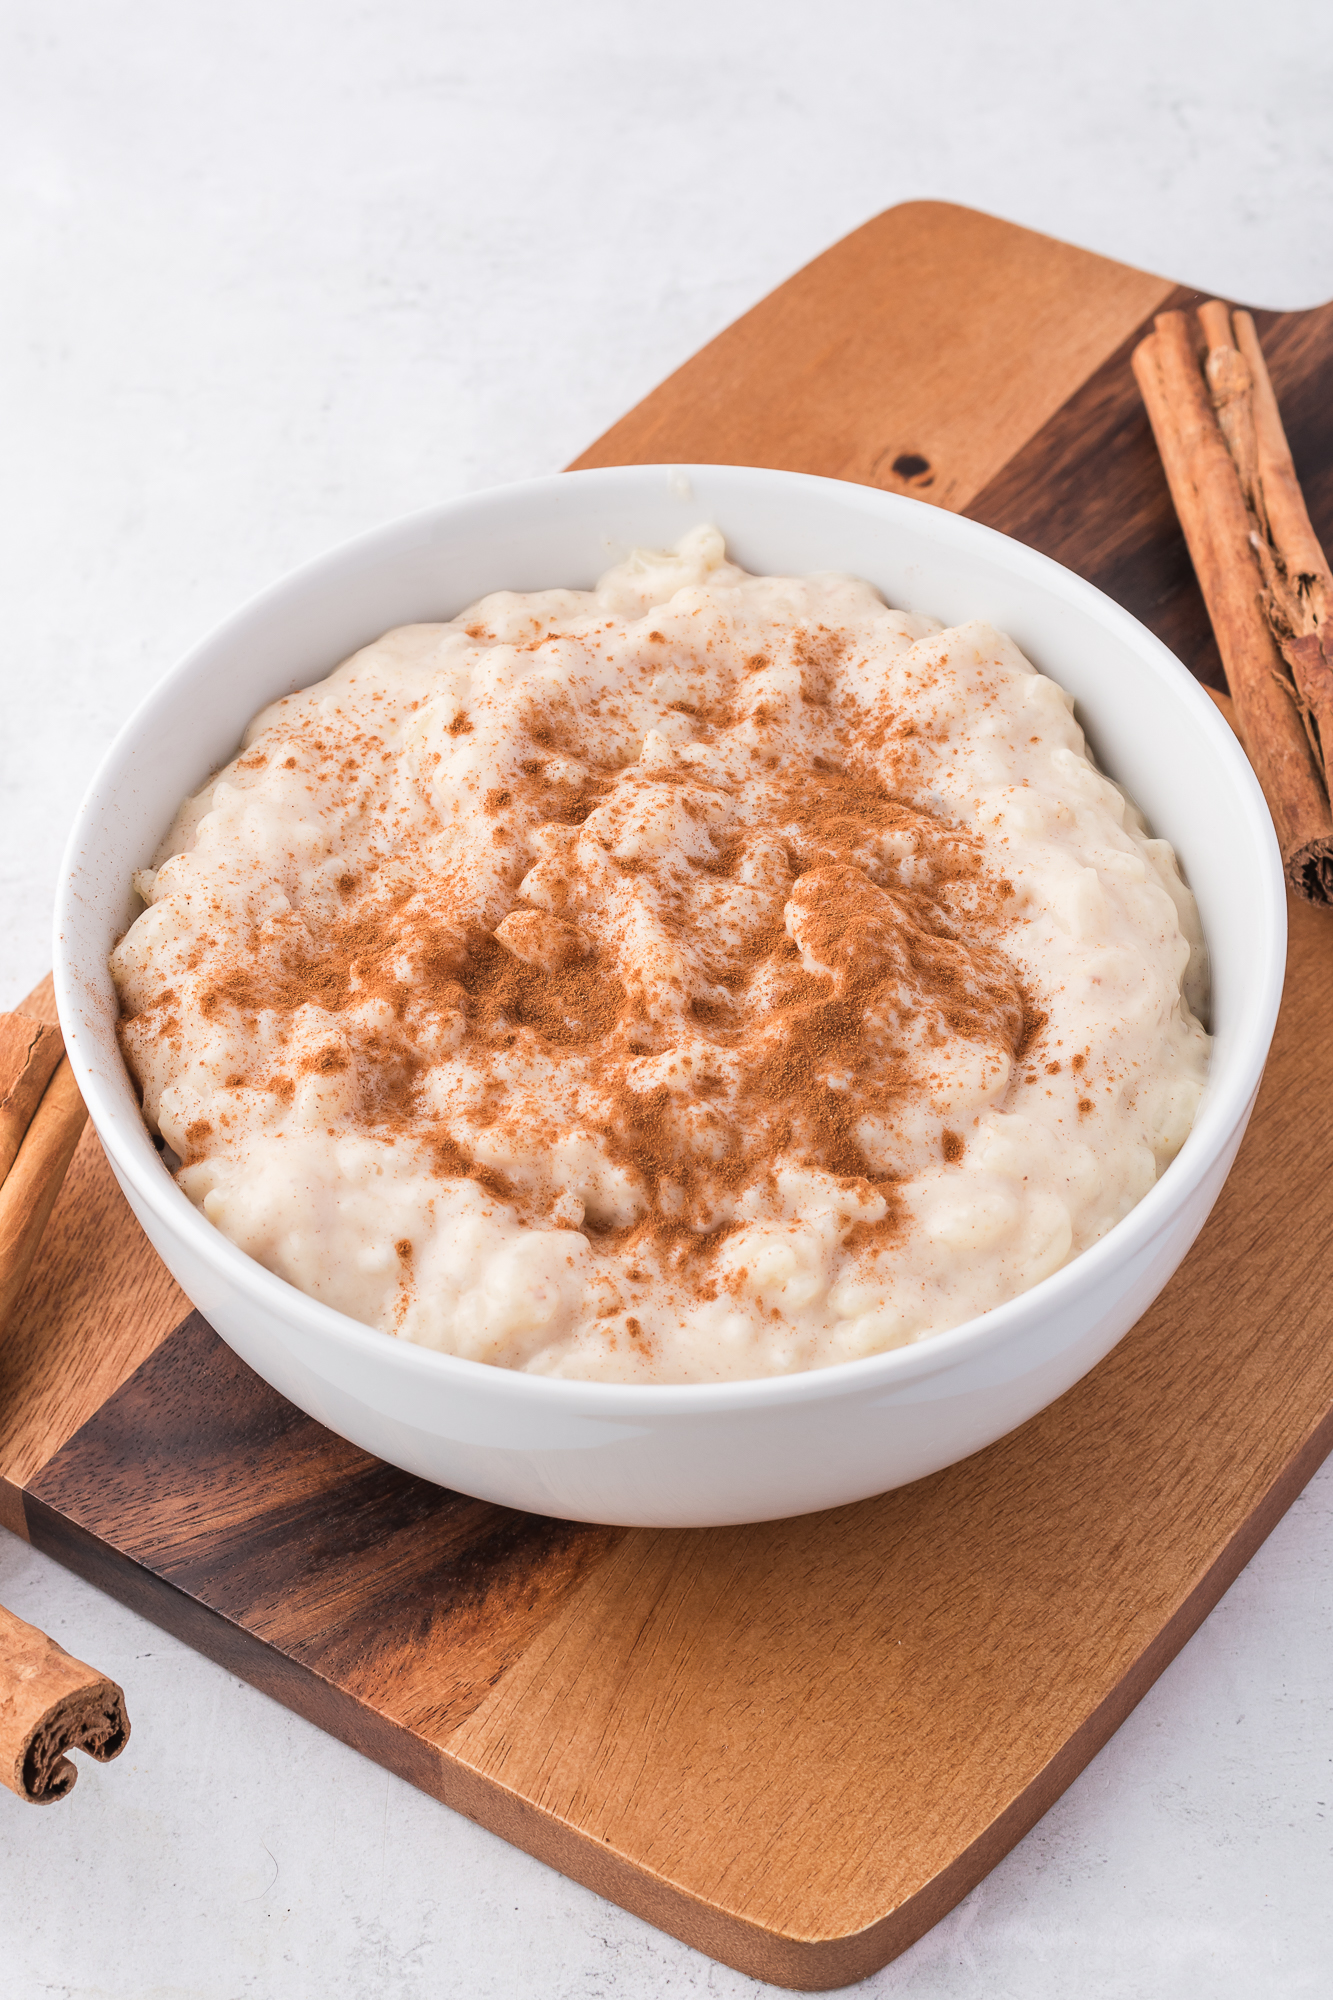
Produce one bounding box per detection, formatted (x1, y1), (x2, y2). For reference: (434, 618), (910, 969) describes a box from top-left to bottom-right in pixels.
(5, 202), (1333, 1991)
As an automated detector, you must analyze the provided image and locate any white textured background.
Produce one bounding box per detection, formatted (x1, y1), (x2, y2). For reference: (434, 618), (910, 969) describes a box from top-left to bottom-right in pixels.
(2, 2), (1332, 1993)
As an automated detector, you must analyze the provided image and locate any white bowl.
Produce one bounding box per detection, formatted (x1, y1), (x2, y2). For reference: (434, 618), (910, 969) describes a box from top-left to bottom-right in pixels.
(54, 465), (1285, 1528)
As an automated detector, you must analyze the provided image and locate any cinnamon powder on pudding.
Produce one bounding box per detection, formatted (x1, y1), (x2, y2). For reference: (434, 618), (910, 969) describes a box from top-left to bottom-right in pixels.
(175, 763), (1028, 1277)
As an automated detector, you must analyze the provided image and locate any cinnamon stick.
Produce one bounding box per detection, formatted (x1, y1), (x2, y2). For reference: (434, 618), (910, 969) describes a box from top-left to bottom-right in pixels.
(0, 1015), (64, 1186)
(0, 1603), (129, 1802)
(1231, 310), (1333, 748)
(0, 1051), (88, 1336)
(1132, 303), (1333, 902)
(0, 1004), (130, 1804)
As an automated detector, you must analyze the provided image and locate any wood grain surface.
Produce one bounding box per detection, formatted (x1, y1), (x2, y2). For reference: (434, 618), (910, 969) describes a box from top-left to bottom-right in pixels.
(5, 202), (1333, 1989)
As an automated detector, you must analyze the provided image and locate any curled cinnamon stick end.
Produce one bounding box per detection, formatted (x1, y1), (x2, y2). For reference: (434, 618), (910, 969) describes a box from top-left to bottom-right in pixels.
(0, 1603), (129, 1803)
(1132, 303), (1333, 903)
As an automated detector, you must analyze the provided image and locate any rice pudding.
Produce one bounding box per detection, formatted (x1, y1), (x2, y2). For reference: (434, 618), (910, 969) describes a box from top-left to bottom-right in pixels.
(111, 527), (1210, 1383)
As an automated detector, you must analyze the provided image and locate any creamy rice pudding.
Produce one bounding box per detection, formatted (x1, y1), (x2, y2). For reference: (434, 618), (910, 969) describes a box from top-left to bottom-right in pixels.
(112, 528), (1210, 1383)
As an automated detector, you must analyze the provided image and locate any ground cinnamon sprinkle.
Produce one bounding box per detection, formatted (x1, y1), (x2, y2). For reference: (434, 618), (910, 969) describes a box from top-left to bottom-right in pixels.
(166, 747), (1031, 1284)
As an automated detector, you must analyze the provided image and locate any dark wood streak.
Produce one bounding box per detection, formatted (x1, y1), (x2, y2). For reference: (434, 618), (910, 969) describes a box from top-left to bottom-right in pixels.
(25, 1314), (623, 1744)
